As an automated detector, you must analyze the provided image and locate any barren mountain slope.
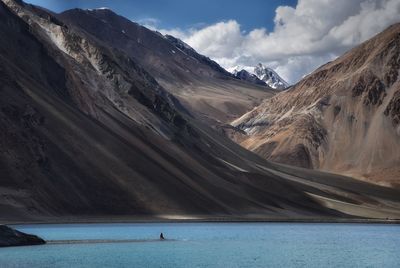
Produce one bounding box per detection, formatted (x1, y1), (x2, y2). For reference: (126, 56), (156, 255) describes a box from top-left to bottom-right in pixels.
(1, 0), (400, 223)
(232, 23), (400, 187)
(57, 8), (275, 126)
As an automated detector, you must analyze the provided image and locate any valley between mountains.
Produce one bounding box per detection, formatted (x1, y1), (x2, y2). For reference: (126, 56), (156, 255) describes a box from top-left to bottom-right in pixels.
(0, 0), (399, 222)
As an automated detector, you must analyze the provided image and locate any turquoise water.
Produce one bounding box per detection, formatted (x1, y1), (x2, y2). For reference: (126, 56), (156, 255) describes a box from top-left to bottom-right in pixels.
(1, 223), (399, 267)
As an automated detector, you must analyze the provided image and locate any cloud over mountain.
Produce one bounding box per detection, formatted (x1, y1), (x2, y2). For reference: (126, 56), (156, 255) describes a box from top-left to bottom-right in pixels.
(150, 0), (400, 83)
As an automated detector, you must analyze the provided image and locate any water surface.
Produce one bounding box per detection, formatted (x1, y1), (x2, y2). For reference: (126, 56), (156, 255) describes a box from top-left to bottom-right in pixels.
(1, 223), (399, 267)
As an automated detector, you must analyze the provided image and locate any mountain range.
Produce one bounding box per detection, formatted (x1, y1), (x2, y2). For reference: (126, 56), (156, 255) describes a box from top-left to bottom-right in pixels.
(0, 0), (399, 222)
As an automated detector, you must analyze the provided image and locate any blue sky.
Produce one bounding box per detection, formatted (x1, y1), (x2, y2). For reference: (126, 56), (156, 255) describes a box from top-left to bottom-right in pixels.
(25, 0), (296, 32)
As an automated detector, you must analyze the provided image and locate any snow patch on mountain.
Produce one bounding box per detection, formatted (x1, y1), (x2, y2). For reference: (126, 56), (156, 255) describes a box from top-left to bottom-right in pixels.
(229, 64), (289, 90)
(86, 7), (111, 12)
(254, 63), (290, 90)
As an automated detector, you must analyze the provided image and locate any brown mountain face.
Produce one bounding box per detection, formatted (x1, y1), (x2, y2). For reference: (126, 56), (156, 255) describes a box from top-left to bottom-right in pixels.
(1, 0), (400, 222)
(232, 23), (400, 188)
(57, 8), (275, 127)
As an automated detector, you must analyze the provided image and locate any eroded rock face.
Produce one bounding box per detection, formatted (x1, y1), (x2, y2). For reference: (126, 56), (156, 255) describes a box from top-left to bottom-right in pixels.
(232, 23), (400, 187)
(351, 73), (387, 106)
(385, 89), (400, 126)
(0, 225), (45, 247)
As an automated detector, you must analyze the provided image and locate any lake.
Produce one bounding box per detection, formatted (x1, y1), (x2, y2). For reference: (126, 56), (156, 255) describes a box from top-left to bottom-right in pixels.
(1, 223), (399, 267)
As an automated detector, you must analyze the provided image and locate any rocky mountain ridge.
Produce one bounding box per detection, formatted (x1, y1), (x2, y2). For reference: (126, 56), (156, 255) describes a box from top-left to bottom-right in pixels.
(57, 8), (274, 126)
(232, 23), (400, 187)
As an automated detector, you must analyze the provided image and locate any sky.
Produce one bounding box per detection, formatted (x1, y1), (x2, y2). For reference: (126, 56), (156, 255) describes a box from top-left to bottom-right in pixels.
(25, 0), (297, 32)
(25, 0), (400, 84)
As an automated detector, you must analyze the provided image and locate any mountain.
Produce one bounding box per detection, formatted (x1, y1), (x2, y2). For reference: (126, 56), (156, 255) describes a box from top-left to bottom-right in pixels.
(230, 64), (289, 90)
(1, 0), (400, 222)
(56, 8), (275, 127)
(254, 63), (290, 90)
(232, 69), (267, 86)
(232, 23), (400, 188)
(164, 34), (233, 77)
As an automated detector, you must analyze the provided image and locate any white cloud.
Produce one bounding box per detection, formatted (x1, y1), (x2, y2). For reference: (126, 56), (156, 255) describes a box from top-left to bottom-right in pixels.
(185, 20), (242, 58)
(151, 0), (400, 84)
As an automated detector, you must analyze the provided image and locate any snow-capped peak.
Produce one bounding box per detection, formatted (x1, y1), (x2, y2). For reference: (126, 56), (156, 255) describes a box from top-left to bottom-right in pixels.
(228, 65), (253, 75)
(229, 64), (289, 90)
(253, 63), (289, 90)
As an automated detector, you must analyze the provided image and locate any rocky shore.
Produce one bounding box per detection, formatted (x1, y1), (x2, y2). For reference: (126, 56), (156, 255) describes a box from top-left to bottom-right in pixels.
(0, 225), (45, 247)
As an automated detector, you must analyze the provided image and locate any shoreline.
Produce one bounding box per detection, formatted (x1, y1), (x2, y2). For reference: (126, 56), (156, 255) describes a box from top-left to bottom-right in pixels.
(4, 217), (400, 225)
